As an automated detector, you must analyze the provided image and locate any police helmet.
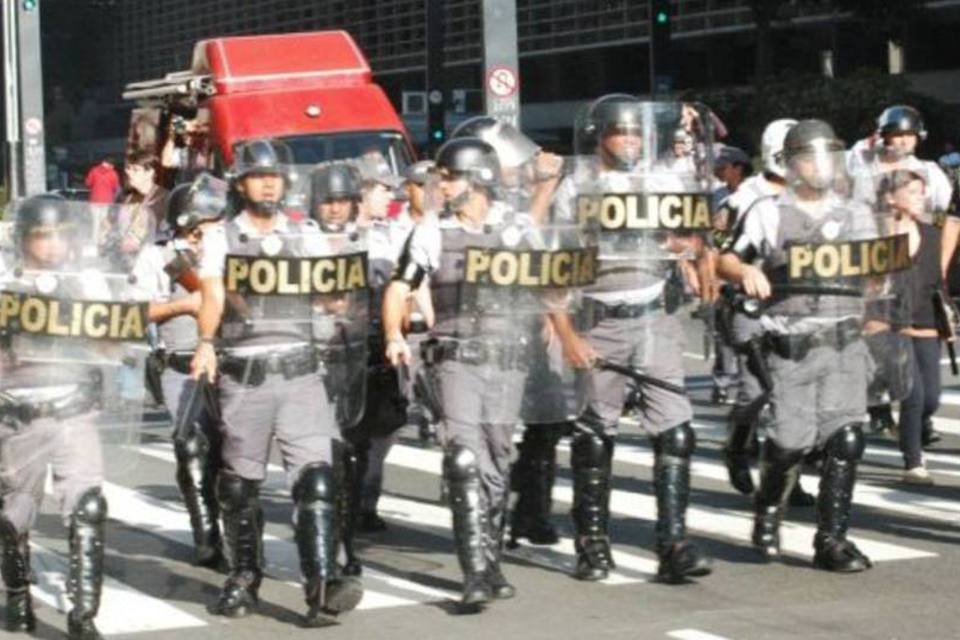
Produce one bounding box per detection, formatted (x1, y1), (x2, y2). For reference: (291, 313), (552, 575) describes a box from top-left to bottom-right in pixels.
(582, 94), (643, 141)
(15, 194), (73, 244)
(761, 118), (798, 178)
(232, 138), (294, 179)
(311, 162), (362, 203)
(434, 137), (501, 189)
(877, 105), (927, 141)
(403, 160), (435, 186)
(452, 116), (540, 169)
(166, 173), (228, 233)
(782, 119), (844, 162)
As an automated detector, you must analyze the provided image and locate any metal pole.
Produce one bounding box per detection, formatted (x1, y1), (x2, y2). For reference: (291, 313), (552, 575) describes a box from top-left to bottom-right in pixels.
(648, 3), (656, 96)
(482, 0), (520, 128)
(3, 0), (22, 201)
(17, 0), (47, 195)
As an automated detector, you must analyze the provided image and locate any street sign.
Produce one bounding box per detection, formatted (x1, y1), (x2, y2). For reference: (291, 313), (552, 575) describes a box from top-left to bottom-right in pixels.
(487, 66), (518, 99)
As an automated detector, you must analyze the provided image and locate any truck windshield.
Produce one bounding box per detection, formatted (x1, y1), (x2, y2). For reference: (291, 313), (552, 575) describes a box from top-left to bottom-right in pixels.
(277, 131), (413, 173)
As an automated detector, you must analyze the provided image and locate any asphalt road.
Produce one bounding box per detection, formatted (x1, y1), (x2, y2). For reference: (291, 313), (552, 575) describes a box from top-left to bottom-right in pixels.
(16, 311), (960, 640)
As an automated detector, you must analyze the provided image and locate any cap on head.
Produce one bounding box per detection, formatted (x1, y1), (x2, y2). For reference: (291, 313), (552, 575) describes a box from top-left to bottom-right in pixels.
(435, 137), (501, 188)
(452, 116), (540, 169)
(715, 145), (751, 168)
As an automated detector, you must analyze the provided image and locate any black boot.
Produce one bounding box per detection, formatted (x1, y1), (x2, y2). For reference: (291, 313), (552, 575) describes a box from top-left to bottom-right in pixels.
(174, 436), (223, 569)
(67, 489), (107, 640)
(508, 424), (563, 547)
(653, 424), (712, 583)
(788, 482), (816, 507)
(293, 453), (363, 627)
(0, 517), (35, 633)
(214, 473), (263, 618)
(444, 446), (491, 610)
(484, 494), (515, 600)
(867, 404), (895, 435)
(570, 430), (615, 581)
(723, 412), (757, 495)
(813, 424), (872, 573)
(340, 444), (363, 577)
(751, 439), (804, 561)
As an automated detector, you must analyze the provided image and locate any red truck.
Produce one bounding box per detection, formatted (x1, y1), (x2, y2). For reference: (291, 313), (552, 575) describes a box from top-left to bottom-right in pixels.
(123, 30), (414, 181)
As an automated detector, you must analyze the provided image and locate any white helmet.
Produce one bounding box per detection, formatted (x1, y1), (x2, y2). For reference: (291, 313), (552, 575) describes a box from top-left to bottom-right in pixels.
(761, 118), (799, 178)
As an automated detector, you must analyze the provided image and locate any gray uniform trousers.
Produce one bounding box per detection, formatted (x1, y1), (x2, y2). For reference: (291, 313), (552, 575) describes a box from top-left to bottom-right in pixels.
(161, 368), (219, 437)
(579, 311), (693, 438)
(767, 340), (870, 451)
(433, 359), (525, 513)
(0, 412), (103, 534)
(218, 370), (339, 484)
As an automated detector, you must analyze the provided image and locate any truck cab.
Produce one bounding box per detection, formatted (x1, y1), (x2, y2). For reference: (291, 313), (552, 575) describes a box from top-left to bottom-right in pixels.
(123, 30), (414, 184)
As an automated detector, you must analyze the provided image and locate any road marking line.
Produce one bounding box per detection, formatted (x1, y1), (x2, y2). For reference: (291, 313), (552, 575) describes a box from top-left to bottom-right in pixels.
(30, 543), (206, 634)
(385, 444), (937, 563)
(667, 629), (732, 640)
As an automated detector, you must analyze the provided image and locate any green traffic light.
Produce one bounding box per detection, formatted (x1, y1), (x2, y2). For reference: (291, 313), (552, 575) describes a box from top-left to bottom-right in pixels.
(432, 129), (444, 141)
(656, 10), (669, 25)
(22, 0), (38, 11)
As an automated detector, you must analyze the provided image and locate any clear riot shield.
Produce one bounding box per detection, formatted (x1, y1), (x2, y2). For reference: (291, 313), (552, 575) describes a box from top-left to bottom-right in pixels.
(219, 227), (369, 428)
(421, 210), (597, 426)
(0, 200), (149, 484)
(849, 158), (949, 227)
(762, 146), (914, 406)
(564, 98), (715, 372)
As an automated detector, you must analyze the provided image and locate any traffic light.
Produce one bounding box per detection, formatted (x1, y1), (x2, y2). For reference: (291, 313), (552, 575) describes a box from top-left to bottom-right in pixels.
(431, 126), (445, 143)
(22, 0), (38, 11)
(650, 0), (672, 95)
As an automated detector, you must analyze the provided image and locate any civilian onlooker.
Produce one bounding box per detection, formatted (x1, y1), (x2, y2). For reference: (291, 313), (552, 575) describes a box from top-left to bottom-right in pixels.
(881, 170), (942, 485)
(100, 152), (169, 267)
(84, 155), (120, 204)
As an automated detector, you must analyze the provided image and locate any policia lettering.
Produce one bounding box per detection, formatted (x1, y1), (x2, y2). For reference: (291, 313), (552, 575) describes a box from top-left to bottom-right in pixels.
(465, 247), (599, 287)
(225, 253), (368, 295)
(786, 234), (912, 282)
(0, 292), (147, 340)
(576, 193), (712, 231)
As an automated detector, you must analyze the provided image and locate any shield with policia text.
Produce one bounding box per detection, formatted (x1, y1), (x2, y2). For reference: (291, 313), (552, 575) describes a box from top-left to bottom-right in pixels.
(0, 199), (150, 483)
(760, 133), (914, 406)
(219, 226), (370, 428)
(564, 97), (716, 373)
(423, 216), (598, 427)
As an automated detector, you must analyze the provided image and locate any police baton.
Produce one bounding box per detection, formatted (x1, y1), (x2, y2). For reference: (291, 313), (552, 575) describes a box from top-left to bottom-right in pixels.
(593, 358), (687, 396)
(172, 372), (218, 446)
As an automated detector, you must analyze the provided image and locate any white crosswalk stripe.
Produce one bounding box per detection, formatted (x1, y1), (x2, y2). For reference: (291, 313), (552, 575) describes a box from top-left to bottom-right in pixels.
(23, 421), (954, 636)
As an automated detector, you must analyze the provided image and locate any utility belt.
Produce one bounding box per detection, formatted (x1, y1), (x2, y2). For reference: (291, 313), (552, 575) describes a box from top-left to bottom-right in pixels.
(0, 384), (99, 428)
(219, 346), (320, 387)
(584, 297), (664, 327)
(157, 350), (195, 375)
(765, 318), (863, 361)
(421, 337), (528, 370)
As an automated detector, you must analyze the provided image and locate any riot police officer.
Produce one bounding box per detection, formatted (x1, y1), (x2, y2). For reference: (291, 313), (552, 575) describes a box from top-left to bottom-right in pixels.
(190, 140), (363, 624)
(719, 120), (887, 573)
(450, 116), (569, 547)
(133, 173), (228, 568)
(550, 94), (714, 584)
(0, 195), (148, 639)
(383, 138), (521, 609)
